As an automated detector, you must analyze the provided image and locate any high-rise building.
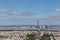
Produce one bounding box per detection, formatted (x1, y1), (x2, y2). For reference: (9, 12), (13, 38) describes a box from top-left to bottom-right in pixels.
(45, 25), (48, 29)
(36, 19), (41, 31)
(37, 19), (40, 29)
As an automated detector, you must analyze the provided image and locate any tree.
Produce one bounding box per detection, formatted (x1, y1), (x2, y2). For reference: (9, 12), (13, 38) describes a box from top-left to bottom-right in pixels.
(25, 34), (35, 40)
(50, 33), (56, 40)
(40, 33), (56, 40)
(40, 34), (50, 40)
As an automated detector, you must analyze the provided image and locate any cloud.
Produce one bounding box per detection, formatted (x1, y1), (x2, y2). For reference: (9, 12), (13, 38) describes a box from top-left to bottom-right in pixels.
(9, 11), (34, 16)
(0, 9), (7, 12)
(10, 11), (19, 15)
(20, 12), (34, 16)
(54, 8), (60, 12)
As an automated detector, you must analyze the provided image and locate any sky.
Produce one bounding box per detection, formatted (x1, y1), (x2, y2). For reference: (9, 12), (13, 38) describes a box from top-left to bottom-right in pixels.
(0, 0), (60, 25)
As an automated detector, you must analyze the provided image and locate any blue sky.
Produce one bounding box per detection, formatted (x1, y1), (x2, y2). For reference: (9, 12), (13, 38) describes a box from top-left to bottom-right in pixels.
(0, 0), (60, 25)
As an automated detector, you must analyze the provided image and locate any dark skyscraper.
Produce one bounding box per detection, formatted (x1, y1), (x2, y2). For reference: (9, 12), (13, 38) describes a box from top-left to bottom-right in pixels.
(45, 25), (48, 29)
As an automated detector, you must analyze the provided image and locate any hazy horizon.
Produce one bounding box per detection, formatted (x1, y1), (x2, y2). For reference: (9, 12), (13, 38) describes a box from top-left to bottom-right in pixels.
(0, 0), (60, 25)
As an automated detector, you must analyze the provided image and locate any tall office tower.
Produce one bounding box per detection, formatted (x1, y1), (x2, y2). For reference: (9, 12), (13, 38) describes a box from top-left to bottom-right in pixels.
(45, 25), (48, 29)
(37, 19), (40, 30)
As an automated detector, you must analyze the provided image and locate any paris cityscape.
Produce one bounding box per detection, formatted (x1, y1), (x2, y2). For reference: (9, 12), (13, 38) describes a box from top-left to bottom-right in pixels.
(0, 0), (60, 40)
(0, 20), (60, 40)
